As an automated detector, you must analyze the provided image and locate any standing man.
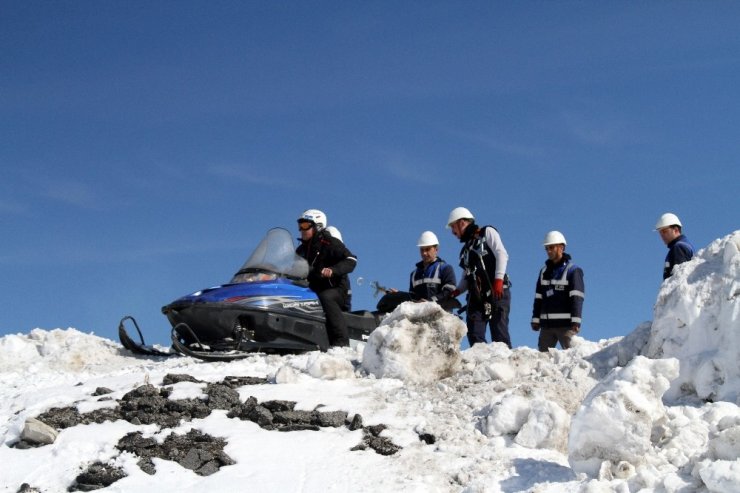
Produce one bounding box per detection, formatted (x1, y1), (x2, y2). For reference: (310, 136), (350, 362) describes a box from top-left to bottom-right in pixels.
(296, 209), (357, 347)
(530, 231), (585, 352)
(655, 213), (695, 280)
(447, 207), (512, 348)
(409, 231), (457, 310)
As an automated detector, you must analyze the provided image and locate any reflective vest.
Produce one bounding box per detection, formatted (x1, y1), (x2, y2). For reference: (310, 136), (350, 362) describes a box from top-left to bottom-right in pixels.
(409, 258), (456, 301)
(532, 256), (584, 329)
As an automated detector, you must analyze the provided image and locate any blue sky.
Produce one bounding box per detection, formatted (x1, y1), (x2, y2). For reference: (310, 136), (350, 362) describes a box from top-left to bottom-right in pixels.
(2, 1), (738, 350)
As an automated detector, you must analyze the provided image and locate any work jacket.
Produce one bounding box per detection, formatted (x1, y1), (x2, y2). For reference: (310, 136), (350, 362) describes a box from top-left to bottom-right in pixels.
(663, 234), (694, 279)
(296, 230), (357, 294)
(409, 257), (457, 303)
(531, 253), (584, 329)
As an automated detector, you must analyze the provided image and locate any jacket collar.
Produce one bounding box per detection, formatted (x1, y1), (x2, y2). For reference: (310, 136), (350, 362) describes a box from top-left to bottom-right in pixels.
(416, 257), (444, 269)
(460, 222), (478, 243)
(545, 252), (571, 269)
(667, 234), (687, 249)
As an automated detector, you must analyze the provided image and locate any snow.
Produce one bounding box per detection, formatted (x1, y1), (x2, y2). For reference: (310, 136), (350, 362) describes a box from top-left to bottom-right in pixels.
(1, 231), (739, 493)
(568, 356), (679, 478)
(644, 232), (740, 403)
(362, 301), (467, 383)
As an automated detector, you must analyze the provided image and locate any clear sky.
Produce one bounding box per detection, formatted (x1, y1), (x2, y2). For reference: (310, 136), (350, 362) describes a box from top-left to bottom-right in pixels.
(1, 1), (738, 349)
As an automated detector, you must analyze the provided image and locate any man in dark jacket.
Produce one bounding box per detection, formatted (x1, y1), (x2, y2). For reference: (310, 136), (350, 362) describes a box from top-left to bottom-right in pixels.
(296, 209), (357, 347)
(409, 231), (457, 309)
(655, 212), (695, 280)
(447, 207), (512, 348)
(530, 231), (584, 352)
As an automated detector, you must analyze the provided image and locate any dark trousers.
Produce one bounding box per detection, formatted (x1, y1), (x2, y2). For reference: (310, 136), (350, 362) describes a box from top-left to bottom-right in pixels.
(466, 288), (511, 348)
(537, 327), (576, 352)
(317, 287), (349, 347)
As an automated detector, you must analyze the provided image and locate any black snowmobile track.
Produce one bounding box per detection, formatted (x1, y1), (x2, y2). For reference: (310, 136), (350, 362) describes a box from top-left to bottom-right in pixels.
(118, 316), (173, 357)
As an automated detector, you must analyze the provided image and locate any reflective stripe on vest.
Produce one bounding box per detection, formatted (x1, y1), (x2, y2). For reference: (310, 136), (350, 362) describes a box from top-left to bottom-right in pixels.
(539, 261), (573, 287)
(411, 262), (443, 287)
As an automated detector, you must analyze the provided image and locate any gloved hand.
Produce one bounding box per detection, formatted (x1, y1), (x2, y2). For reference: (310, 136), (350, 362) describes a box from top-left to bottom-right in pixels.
(571, 323), (580, 334)
(531, 322), (540, 331)
(492, 278), (504, 299)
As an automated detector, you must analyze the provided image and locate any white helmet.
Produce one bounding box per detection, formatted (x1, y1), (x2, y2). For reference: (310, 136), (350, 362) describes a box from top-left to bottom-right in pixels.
(298, 209), (327, 230)
(417, 231), (439, 247)
(325, 226), (343, 242)
(654, 212), (682, 231)
(446, 207), (474, 228)
(543, 230), (567, 246)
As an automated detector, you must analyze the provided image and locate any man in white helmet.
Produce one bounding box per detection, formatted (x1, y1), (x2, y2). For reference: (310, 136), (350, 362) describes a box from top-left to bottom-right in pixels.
(530, 231), (584, 351)
(447, 207), (512, 348)
(408, 231), (457, 308)
(378, 231), (457, 313)
(296, 209), (357, 347)
(654, 213), (694, 280)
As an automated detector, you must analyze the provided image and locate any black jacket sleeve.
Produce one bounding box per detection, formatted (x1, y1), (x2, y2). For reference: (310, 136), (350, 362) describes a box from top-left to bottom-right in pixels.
(323, 236), (357, 276)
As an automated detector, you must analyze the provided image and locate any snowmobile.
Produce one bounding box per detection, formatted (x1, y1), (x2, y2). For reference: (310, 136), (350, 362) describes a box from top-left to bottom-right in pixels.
(119, 228), (400, 362)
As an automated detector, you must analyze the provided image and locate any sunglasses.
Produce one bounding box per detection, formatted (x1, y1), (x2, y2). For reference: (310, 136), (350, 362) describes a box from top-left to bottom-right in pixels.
(298, 222), (313, 231)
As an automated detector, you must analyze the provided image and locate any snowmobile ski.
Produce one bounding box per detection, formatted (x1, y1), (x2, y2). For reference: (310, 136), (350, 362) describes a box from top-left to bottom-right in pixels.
(118, 316), (173, 357)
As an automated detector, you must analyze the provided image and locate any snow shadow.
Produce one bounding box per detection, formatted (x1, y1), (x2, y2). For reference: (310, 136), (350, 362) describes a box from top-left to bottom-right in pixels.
(499, 458), (576, 491)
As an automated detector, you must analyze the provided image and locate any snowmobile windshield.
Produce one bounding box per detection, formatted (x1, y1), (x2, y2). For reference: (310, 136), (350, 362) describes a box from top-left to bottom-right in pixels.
(230, 228), (309, 283)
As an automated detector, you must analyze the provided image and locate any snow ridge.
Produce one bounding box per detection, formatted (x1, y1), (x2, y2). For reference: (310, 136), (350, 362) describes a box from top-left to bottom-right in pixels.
(1, 232), (739, 492)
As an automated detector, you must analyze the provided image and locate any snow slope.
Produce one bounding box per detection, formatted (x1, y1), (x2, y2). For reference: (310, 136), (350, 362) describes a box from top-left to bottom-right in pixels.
(1, 231), (739, 493)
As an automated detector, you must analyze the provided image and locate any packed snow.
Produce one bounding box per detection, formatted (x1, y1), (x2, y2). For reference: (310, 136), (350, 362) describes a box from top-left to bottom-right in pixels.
(1, 231), (738, 493)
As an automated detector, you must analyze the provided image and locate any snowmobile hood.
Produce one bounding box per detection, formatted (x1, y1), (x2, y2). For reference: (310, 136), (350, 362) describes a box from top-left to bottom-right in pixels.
(168, 278), (311, 304)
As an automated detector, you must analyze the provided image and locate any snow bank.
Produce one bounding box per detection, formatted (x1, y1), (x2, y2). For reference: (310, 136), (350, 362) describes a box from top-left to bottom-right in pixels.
(464, 342), (601, 454)
(0, 328), (133, 374)
(644, 231), (740, 403)
(481, 393), (570, 451)
(586, 322), (652, 379)
(361, 302), (466, 384)
(2, 233), (740, 492)
(568, 355), (679, 478)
